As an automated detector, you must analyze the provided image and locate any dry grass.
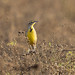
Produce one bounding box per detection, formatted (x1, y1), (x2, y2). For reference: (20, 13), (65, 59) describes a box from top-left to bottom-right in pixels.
(0, 38), (75, 75)
(0, 0), (75, 75)
(0, 40), (75, 75)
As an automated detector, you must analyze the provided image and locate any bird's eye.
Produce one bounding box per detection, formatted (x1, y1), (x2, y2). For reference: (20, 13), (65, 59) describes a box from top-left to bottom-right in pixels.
(28, 21), (34, 25)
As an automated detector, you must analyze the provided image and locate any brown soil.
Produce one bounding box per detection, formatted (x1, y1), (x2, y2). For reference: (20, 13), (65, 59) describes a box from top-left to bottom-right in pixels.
(0, 0), (75, 75)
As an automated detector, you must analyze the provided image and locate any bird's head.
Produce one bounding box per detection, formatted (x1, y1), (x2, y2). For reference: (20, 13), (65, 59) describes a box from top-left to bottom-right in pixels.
(28, 21), (38, 28)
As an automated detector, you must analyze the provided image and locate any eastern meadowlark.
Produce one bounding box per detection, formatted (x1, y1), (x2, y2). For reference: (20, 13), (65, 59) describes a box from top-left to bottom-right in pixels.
(26, 21), (38, 52)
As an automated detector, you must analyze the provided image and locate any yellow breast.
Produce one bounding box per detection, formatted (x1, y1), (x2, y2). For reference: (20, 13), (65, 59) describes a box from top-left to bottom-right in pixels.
(27, 27), (37, 45)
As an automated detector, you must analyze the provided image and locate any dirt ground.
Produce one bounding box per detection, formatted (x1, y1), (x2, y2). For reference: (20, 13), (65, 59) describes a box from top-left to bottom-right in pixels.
(0, 0), (75, 75)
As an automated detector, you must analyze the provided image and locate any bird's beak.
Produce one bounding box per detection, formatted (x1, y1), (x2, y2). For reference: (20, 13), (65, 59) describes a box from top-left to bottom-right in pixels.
(34, 21), (38, 22)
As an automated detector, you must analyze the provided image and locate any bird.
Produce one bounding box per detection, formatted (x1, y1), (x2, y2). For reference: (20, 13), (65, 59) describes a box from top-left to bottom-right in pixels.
(26, 21), (38, 53)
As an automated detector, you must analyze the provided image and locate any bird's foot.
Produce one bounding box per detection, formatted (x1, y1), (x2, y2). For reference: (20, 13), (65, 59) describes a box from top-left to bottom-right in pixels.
(26, 49), (36, 55)
(29, 50), (36, 53)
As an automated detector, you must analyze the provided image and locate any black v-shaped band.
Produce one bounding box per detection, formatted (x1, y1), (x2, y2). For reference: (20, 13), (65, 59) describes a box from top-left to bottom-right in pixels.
(30, 27), (32, 32)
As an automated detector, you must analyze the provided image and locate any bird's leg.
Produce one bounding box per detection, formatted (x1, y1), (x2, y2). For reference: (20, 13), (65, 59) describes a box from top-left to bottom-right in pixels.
(26, 42), (36, 54)
(31, 44), (36, 53)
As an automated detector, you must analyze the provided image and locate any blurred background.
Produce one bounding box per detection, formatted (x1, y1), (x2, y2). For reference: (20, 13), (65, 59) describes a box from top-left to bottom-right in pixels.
(0, 0), (75, 75)
(0, 0), (75, 45)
